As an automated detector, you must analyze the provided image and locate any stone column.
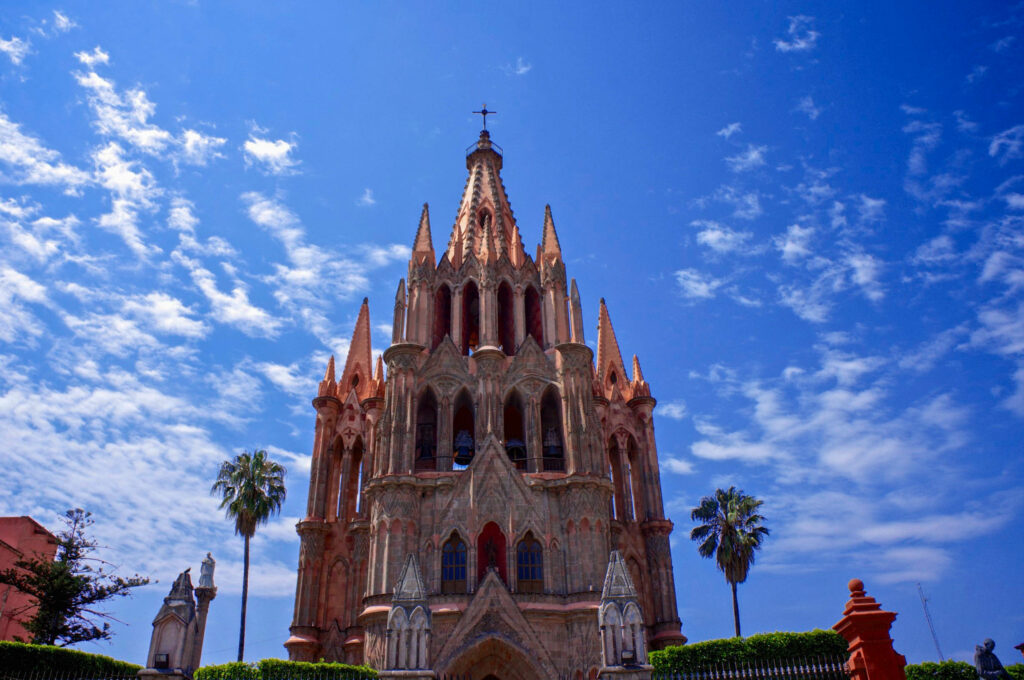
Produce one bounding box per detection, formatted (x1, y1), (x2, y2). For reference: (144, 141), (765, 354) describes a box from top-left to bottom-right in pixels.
(833, 579), (907, 680)
(513, 285), (525, 347)
(190, 585), (216, 671)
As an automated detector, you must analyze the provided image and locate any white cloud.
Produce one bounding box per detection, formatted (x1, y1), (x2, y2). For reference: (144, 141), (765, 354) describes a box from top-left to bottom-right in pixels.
(180, 129), (227, 166)
(0, 266), (48, 342)
(692, 219), (753, 254)
(725, 144), (767, 172)
(795, 95), (820, 120)
(505, 57), (532, 76)
(706, 185), (763, 220)
(660, 457), (696, 475)
(990, 125), (1024, 164)
(716, 122), (742, 139)
(243, 130), (299, 175)
(675, 268), (723, 300)
(773, 224), (814, 264)
(357, 188), (376, 207)
(123, 292), (209, 339)
(75, 70), (174, 155)
(173, 251), (283, 338)
(656, 400), (687, 420)
(254, 361), (309, 396)
(0, 36), (30, 65)
(74, 46), (110, 68)
(0, 112), (91, 193)
(53, 11), (77, 33)
(774, 16), (820, 53)
(846, 251), (885, 301)
(858, 194), (886, 223)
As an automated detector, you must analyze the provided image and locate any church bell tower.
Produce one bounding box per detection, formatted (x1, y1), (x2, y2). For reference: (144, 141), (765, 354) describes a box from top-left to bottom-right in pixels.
(285, 128), (686, 676)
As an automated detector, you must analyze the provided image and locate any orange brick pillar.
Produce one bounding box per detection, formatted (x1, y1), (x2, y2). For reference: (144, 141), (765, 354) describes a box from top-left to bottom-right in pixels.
(833, 579), (907, 680)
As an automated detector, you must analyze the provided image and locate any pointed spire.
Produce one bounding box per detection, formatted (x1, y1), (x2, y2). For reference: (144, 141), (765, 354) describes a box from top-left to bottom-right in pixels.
(373, 354), (385, 398)
(541, 204), (563, 262)
(596, 298), (628, 397)
(446, 136), (526, 268)
(392, 279), (406, 344)
(318, 355), (337, 397)
(341, 298), (373, 400)
(601, 550), (638, 600)
(631, 354), (650, 398)
(412, 203), (435, 266)
(569, 278), (585, 343)
(392, 553), (427, 603)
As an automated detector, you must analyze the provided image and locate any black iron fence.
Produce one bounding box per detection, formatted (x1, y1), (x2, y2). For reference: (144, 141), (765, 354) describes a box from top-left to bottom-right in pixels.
(653, 655), (851, 680)
(0, 672), (139, 680)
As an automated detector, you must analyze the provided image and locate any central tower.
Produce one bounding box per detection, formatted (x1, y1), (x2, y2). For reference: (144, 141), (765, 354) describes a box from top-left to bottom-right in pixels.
(286, 130), (686, 676)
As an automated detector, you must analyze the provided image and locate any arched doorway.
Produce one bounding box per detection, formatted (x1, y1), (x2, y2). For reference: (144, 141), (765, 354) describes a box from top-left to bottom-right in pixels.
(443, 637), (548, 680)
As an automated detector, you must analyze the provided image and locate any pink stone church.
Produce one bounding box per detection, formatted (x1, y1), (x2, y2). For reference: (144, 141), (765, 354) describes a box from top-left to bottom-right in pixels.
(285, 129), (686, 678)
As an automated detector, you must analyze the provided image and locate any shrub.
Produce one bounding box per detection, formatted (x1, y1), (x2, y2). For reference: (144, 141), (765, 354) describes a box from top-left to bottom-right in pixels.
(0, 640), (141, 674)
(195, 658), (377, 679)
(650, 630), (848, 672)
(1007, 664), (1024, 680)
(905, 661), (977, 680)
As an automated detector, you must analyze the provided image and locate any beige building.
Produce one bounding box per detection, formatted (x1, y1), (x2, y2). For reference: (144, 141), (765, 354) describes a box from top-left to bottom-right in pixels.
(285, 130), (686, 678)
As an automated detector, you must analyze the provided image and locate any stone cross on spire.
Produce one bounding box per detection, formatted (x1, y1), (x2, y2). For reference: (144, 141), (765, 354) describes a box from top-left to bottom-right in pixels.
(472, 104), (496, 130)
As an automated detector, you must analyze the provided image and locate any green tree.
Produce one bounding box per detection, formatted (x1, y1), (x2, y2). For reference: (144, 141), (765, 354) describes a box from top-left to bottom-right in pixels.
(211, 449), (286, 662)
(0, 509), (149, 646)
(690, 487), (770, 637)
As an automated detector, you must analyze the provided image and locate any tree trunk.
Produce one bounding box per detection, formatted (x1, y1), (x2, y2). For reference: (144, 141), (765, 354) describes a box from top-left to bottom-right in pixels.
(239, 533), (250, 661)
(731, 580), (741, 637)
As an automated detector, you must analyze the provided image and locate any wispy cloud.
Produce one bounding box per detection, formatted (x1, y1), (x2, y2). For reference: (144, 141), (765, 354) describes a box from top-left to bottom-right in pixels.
(692, 219), (754, 254)
(717, 122), (742, 139)
(357, 188), (376, 207)
(774, 16), (820, 53)
(0, 36), (30, 65)
(656, 400), (688, 420)
(725, 144), (768, 172)
(795, 95), (821, 120)
(504, 57), (532, 76)
(243, 126), (300, 175)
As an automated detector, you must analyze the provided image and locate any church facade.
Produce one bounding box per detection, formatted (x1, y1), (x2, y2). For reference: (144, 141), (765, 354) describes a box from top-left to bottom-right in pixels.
(285, 130), (686, 678)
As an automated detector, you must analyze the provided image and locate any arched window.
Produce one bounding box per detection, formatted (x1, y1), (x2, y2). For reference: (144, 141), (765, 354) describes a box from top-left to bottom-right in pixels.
(441, 533), (467, 594)
(339, 437), (364, 520)
(627, 436), (644, 521)
(503, 391), (526, 470)
(461, 280), (480, 355)
(477, 521), (507, 584)
(415, 389), (438, 471)
(452, 390), (475, 469)
(497, 281), (515, 354)
(516, 533), (543, 593)
(432, 285), (451, 351)
(608, 438), (629, 520)
(524, 285), (543, 348)
(540, 388), (564, 471)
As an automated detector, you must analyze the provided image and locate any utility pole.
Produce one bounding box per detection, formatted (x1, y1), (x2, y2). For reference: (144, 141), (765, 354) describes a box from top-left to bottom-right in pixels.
(917, 582), (944, 661)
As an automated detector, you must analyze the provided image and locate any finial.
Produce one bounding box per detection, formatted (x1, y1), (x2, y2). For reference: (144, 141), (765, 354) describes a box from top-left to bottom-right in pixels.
(472, 104), (496, 131)
(848, 578), (865, 596)
(362, 297), (369, 305)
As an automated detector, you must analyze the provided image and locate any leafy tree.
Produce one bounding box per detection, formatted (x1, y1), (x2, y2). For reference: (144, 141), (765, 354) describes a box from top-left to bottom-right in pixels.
(0, 508), (150, 646)
(211, 449), (286, 662)
(690, 486), (770, 637)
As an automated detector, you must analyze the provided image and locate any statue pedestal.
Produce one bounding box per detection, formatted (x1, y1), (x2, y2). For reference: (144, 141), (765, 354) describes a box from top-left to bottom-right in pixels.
(378, 671), (437, 680)
(598, 665), (653, 680)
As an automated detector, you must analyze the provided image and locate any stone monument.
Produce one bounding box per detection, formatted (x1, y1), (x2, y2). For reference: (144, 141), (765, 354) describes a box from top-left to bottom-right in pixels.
(139, 555), (216, 679)
(975, 639), (1012, 680)
(598, 551), (653, 680)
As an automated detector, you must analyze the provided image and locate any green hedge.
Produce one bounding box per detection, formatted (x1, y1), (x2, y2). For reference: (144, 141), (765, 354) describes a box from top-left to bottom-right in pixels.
(906, 661), (1024, 680)
(0, 640), (142, 674)
(195, 658), (377, 679)
(650, 630), (848, 672)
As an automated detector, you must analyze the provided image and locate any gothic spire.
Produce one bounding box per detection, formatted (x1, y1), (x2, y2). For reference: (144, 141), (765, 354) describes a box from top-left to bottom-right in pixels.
(569, 278), (585, 343)
(341, 298), (373, 400)
(541, 204), (563, 262)
(411, 203), (435, 266)
(631, 354), (651, 398)
(445, 131), (526, 269)
(318, 355), (336, 398)
(596, 298), (628, 395)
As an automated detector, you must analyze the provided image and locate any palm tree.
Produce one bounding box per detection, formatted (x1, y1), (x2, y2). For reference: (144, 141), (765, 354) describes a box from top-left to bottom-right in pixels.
(689, 486), (769, 637)
(211, 449), (286, 661)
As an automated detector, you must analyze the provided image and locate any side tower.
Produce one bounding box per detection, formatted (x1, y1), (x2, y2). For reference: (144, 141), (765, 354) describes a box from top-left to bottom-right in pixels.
(286, 130), (685, 673)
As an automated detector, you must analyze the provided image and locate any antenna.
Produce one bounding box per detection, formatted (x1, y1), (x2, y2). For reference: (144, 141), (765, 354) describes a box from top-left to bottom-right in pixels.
(917, 582), (944, 661)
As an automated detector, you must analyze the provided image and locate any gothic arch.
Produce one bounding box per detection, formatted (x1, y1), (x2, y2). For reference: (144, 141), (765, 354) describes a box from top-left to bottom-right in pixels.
(442, 636), (549, 680)
(540, 385), (565, 471)
(515, 530), (543, 593)
(440, 531), (467, 594)
(452, 389), (475, 469)
(497, 278), (515, 354)
(432, 284), (452, 350)
(476, 521), (507, 585)
(524, 284), (543, 348)
(415, 388), (438, 471)
(502, 389), (527, 469)
(461, 279), (480, 355)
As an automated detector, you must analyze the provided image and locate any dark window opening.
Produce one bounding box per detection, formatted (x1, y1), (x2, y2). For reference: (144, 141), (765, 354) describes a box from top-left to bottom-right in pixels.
(415, 390), (438, 471)
(432, 286), (451, 351)
(477, 521), (507, 585)
(609, 371), (618, 385)
(441, 534), (467, 594)
(497, 281), (515, 355)
(525, 285), (543, 348)
(351, 374), (360, 388)
(503, 392), (526, 471)
(452, 390), (475, 469)
(541, 388), (564, 472)
(461, 281), (480, 355)
(517, 533), (543, 593)
(339, 438), (364, 520)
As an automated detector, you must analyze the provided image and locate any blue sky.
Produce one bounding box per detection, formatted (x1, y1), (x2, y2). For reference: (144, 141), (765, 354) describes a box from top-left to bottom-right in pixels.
(1, 0), (1022, 668)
